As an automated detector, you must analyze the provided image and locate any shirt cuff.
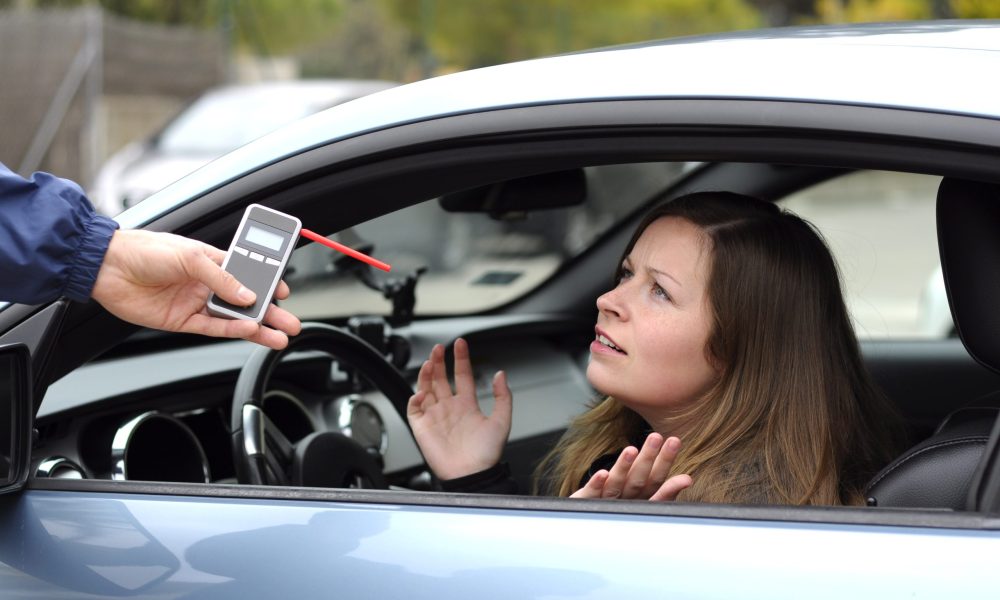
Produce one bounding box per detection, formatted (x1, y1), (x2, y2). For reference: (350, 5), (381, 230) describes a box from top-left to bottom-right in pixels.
(435, 462), (517, 494)
(63, 214), (120, 302)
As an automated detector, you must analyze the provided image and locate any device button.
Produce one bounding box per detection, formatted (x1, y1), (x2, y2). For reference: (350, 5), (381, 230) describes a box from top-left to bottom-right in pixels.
(265, 257), (280, 266)
(249, 252), (264, 262)
(234, 246), (249, 256)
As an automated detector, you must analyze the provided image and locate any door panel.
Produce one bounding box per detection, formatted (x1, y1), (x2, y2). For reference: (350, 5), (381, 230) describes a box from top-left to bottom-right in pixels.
(0, 489), (996, 598)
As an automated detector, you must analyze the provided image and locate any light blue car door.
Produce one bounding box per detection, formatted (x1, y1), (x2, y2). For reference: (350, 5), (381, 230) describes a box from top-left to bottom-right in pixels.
(1, 486), (998, 599)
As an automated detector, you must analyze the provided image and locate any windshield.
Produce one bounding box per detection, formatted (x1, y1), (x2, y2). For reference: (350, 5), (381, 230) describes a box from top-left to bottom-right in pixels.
(281, 162), (693, 320)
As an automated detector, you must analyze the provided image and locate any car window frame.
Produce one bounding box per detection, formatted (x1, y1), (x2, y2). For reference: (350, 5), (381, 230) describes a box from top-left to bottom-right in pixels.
(9, 98), (1000, 530)
(27, 476), (1000, 531)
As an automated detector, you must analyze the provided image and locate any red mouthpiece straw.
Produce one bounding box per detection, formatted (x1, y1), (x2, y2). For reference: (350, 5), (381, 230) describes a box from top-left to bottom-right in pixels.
(300, 229), (391, 272)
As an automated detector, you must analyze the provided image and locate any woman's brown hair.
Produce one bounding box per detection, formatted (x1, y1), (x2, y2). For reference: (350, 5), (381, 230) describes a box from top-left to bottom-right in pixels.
(536, 192), (905, 505)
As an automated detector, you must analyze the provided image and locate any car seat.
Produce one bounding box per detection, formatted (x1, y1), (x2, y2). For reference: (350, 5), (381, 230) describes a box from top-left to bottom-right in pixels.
(865, 178), (1000, 509)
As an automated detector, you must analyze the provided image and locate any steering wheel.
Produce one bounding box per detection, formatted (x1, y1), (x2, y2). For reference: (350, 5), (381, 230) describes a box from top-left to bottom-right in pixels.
(231, 322), (414, 488)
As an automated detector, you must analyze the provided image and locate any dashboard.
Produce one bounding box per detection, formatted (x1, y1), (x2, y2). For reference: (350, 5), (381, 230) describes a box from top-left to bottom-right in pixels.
(31, 315), (596, 489)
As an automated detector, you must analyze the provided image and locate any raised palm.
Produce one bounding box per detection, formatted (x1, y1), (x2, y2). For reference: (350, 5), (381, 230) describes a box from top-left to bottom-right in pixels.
(406, 338), (512, 480)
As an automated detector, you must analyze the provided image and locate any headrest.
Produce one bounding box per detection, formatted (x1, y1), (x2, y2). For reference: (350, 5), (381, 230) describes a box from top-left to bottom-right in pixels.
(937, 178), (1000, 374)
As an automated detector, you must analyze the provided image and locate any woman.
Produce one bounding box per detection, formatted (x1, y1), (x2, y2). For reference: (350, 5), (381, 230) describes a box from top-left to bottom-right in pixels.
(407, 192), (905, 505)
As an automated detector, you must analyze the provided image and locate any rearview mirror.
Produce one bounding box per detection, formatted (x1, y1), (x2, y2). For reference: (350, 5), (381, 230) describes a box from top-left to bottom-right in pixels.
(0, 344), (33, 493)
(439, 169), (587, 218)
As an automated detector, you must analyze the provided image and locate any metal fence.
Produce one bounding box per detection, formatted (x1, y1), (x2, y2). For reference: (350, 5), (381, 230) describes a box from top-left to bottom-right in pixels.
(0, 6), (225, 187)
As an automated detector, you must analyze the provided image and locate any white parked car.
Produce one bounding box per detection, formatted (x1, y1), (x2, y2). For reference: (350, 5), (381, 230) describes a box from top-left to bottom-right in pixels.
(89, 79), (397, 216)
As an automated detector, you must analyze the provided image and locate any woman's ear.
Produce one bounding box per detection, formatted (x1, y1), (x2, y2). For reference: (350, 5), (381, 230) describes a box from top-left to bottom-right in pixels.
(712, 360), (725, 378)
(706, 348), (725, 377)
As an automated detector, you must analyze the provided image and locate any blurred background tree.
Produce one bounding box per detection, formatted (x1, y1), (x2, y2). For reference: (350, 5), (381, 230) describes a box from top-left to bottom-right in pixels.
(3, 0), (997, 78)
(380, 0), (762, 71)
(3, 0), (994, 190)
(815, 0), (932, 20)
(949, 0), (1000, 17)
(5, 0), (345, 54)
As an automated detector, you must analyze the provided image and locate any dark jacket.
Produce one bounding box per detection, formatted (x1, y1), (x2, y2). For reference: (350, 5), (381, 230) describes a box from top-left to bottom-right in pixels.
(0, 163), (119, 304)
(436, 428), (654, 496)
(435, 454), (621, 496)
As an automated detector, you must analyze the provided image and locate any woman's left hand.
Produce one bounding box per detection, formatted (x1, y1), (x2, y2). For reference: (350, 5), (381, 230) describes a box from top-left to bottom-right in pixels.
(569, 433), (692, 501)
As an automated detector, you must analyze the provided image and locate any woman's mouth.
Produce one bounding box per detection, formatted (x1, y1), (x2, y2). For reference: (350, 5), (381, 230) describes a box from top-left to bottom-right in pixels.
(592, 332), (627, 355)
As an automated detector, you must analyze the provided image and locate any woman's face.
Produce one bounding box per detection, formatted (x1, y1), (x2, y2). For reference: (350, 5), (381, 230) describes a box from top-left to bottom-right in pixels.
(587, 216), (720, 427)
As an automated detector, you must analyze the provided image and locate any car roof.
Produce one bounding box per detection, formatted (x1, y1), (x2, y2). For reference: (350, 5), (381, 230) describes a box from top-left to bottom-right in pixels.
(189, 80), (399, 106)
(120, 20), (1000, 229)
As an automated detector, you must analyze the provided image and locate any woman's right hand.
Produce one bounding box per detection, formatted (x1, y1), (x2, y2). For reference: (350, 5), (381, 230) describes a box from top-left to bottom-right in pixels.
(406, 338), (513, 480)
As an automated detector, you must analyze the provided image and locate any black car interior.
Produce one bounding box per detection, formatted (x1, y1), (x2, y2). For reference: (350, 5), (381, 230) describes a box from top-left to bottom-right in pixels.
(865, 178), (1000, 510)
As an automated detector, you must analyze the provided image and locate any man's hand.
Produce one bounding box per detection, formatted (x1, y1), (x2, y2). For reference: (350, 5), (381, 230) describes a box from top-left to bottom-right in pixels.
(91, 229), (301, 350)
(406, 338), (513, 480)
(570, 433), (692, 501)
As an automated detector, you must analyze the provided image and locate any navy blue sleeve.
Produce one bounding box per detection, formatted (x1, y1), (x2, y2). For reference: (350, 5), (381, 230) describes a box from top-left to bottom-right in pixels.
(0, 162), (120, 304)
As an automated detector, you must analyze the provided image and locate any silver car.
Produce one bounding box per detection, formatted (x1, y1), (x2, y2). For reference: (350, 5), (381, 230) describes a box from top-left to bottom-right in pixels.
(2, 21), (1000, 598)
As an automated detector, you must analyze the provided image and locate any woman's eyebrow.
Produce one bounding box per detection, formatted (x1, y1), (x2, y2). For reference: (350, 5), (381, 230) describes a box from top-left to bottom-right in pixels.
(649, 266), (683, 288)
(624, 256), (682, 288)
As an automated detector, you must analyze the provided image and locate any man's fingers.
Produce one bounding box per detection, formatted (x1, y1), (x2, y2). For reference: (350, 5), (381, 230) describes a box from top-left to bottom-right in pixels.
(180, 308), (295, 351)
(263, 303), (302, 337)
(244, 324), (290, 351)
(202, 243), (227, 266)
(570, 470), (609, 499)
(649, 474), (693, 502)
(274, 280), (291, 300)
(180, 313), (259, 342)
(190, 250), (256, 307)
(200, 241), (292, 302)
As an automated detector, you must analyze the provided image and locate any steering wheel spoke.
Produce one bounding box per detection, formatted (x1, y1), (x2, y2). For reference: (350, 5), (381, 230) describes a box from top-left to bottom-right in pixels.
(232, 322), (417, 488)
(263, 412), (295, 466)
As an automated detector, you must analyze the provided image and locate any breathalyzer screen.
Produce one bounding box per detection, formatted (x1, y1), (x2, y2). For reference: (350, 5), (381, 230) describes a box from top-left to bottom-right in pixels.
(246, 224), (284, 251)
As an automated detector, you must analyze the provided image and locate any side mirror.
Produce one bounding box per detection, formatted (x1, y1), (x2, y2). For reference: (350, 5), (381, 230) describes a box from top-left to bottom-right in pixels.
(0, 343), (32, 494)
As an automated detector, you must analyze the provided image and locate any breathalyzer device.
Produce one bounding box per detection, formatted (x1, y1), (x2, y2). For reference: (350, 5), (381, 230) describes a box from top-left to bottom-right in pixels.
(207, 204), (301, 323)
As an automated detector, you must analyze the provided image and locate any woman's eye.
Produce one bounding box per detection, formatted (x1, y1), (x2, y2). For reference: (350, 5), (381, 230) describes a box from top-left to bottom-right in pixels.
(618, 267), (634, 282)
(652, 283), (670, 301)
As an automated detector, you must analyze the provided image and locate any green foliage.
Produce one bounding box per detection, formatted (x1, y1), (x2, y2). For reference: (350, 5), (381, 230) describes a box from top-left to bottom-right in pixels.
(3, 0), (346, 55)
(381, 0), (762, 70)
(814, 0), (934, 21)
(951, 0), (1000, 17)
(100, 0), (212, 25)
(9, 0), (989, 77)
(299, 0), (417, 80)
(227, 0), (343, 55)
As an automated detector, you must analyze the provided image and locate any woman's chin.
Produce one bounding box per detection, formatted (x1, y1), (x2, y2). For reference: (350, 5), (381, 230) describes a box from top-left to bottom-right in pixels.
(585, 367), (616, 398)
(584, 363), (599, 384)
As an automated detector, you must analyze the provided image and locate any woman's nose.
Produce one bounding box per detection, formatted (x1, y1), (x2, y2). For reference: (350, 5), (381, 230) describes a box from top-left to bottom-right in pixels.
(596, 287), (627, 320)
